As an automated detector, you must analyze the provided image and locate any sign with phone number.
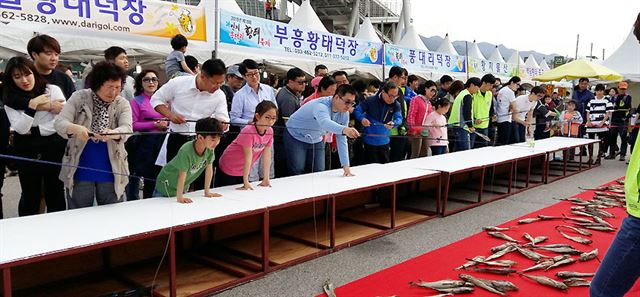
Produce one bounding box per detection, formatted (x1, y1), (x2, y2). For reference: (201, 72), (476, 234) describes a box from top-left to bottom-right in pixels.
(0, 0), (207, 41)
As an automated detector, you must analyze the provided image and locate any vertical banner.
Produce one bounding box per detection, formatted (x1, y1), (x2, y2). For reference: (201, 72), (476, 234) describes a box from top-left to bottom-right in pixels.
(0, 0), (207, 41)
(219, 10), (383, 65)
(384, 44), (466, 74)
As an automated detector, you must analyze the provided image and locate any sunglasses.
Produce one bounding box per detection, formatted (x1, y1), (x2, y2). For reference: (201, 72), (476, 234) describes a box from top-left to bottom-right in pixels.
(142, 77), (158, 83)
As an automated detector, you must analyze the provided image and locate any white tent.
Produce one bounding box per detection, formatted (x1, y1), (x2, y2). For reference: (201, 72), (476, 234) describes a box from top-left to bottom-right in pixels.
(488, 46), (505, 63)
(525, 54), (540, 69)
(603, 29), (640, 82)
(355, 17), (382, 43)
(397, 25), (428, 51)
(467, 41), (486, 60)
(436, 34), (459, 55)
(287, 0), (328, 33)
(540, 58), (551, 71)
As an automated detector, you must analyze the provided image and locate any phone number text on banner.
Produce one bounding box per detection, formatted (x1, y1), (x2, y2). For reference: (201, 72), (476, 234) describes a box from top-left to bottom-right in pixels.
(384, 45), (466, 74)
(220, 10), (383, 65)
(0, 0), (207, 41)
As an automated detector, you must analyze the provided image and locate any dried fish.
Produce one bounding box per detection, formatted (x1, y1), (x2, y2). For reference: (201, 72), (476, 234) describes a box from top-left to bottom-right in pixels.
(455, 256), (485, 270)
(422, 294), (453, 297)
(556, 271), (596, 279)
(536, 243), (575, 249)
(323, 280), (336, 297)
(563, 278), (591, 287)
(434, 286), (475, 294)
(551, 255), (571, 262)
(472, 267), (517, 275)
(537, 214), (563, 220)
(485, 245), (517, 261)
(557, 225), (592, 236)
(579, 249), (598, 262)
(545, 257), (576, 271)
(490, 242), (516, 253)
(466, 258), (517, 267)
(518, 217), (541, 224)
(562, 214), (594, 224)
(532, 246), (583, 255)
(592, 216), (613, 228)
(483, 226), (511, 231)
(522, 260), (553, 272)
(579, 225), (616, 232)
(523, 233), (535, 244)
(486, 280), (519, 292)
(571, 210), (598, 218)
(556, 227), (593, 245)
(459, 274), (506, 295)
(515, 246), (546, 262)
(409, 279), (470, 290)
(519, 274), (569, 290)
(487, 232), (519, 243)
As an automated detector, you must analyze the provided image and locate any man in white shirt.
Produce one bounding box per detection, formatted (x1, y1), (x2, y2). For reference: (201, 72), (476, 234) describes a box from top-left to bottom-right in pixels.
(151, 59), (230, 166)
(495, 76), (520, 145)
(512, 86), (546, 143)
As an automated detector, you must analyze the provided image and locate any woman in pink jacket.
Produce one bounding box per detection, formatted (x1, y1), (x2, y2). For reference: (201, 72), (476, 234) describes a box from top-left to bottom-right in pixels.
(407, 80), (437, 158)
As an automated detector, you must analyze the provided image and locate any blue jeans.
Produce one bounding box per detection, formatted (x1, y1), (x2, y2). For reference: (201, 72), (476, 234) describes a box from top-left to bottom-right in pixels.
(431, 146), (446, 155)
(453, 127), (470, 152)
(470, 127), (488, 148)
(511, 122), (526, 143)
(591, 215), (640, 297)
(283, 129), (325, 175)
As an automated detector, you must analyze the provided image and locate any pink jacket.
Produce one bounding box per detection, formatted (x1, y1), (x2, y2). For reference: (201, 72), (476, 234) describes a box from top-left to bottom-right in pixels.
(406, 95), (432, 136)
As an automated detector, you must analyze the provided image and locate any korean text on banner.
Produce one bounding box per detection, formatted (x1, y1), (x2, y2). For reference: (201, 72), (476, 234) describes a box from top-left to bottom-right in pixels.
(0, 0), (206, 41)
(468, 57), (545, 79)
(384, 44), (466, 74)
(219, 10), (383, 65)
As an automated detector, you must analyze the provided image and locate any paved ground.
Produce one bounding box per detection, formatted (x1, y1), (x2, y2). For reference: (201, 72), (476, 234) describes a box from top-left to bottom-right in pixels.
(0, 156), (628, 297)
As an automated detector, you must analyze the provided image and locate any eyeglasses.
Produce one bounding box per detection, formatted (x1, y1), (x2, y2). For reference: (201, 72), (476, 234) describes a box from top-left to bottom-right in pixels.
(429, 88), (437, 93)
(295, 80), (306, 85)
(338, 95), (356, 106)
(245, 70), (260, 77)
(142, 77), (158, 83)
(384, 92), (399, 100)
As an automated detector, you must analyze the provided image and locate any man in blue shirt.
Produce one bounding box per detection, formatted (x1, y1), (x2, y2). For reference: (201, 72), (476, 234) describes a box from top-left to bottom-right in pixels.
(284, 84), (360, 176)
(354, 82), (403, 164)
(229, 59), (277, 181)
(572, 77), (594, 139)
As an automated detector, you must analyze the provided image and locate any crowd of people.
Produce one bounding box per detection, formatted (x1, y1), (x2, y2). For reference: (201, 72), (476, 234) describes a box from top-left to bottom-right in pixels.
(0, 33), (637, 218)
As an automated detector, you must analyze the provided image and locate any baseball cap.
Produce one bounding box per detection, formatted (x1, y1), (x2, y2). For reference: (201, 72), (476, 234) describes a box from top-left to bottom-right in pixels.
(227, 64), (242, 77)
(618, 81), (629, 89)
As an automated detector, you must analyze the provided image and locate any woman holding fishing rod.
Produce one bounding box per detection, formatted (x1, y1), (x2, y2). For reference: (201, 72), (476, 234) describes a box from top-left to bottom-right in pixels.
(54, 61), (132, 209)
(126, 69), (167, 199)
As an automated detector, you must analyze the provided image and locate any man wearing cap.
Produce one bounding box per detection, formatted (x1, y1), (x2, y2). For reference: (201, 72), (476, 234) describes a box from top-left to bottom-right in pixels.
(607, 81), (633, 161)
(220, 64), (244, 112)
(591, 12), (640, 297)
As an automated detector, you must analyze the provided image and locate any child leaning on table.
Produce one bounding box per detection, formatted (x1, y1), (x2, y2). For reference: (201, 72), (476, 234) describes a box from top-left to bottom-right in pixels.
(154, 118), (223, 203)
(559, 100), (583, 138)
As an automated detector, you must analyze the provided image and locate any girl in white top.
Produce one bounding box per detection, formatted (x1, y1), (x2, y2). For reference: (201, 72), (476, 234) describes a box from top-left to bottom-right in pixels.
(1, 56), (67, 216)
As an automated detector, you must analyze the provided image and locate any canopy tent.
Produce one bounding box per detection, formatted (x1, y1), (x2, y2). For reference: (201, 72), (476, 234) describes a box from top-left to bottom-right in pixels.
(488, 46), (505, 63)
(525, 54), (540, 69)
(397, 25), (428, 50)
(436, 34), (459, 55)
(540, 58), (551, 71)
(533, 59), (623, 82)
(603, 29), (640, 82)
(507, 51), (525, 67)
(354, 17), (382, 43)
(287, 0), (328, 33)
(467, 41), (486, 60)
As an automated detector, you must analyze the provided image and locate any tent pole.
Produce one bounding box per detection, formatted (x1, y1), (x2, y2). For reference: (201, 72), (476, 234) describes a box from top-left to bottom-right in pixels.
(465, 41), (469, 80)
(213, 0), (219, 59)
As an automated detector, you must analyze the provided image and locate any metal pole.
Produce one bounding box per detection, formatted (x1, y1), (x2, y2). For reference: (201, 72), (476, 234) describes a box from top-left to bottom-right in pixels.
(213, 0), (219, 59)
(575, 34), (580, 60)
(590, 42), (593, 60)
(465, 41), (469, 80)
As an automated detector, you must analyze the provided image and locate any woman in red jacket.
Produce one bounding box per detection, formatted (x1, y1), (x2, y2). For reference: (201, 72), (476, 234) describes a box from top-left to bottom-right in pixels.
(407, 80), (438, 158)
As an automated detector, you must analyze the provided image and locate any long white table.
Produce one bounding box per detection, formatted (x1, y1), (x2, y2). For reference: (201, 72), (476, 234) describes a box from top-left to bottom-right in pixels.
(0, 137), (600, 297)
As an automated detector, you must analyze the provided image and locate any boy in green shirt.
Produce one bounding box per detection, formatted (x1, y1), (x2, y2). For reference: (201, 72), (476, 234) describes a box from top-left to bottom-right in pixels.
(155, 118), (224, 203)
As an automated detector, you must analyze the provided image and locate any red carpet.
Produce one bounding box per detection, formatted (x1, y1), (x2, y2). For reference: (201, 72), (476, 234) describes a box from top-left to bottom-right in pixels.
(326, 178), (640, 297)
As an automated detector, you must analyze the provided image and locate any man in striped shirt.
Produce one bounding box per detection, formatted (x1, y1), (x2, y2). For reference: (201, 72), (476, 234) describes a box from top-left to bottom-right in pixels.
(585, 83), (613, 163)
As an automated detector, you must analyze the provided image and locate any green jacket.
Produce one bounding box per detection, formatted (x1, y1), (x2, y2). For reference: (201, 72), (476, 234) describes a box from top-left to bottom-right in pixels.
(626, 133), (640, 218)
(472, 91), (493, 129)
(448, 89), (471, 130)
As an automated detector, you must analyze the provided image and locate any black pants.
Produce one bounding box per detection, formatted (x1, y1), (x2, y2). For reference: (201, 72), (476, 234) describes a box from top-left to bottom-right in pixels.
(497, 122), (512, 146)
(534, 129), (551, 140)
(127, 134), (165, 199)
(0, 110), (9, 219)
(389, 137), (408, 162)
(166, 133), (205, 191)
(609, 124), (628, 157)
(588, 131), (608, 157)
(14, 134), (66, 216)
(364, 143), (390, 164)
(214, 167), (244, 188)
